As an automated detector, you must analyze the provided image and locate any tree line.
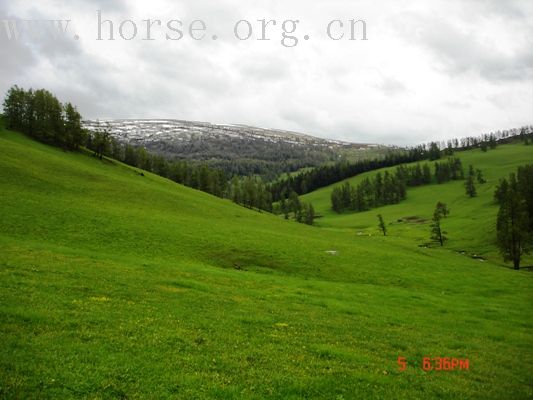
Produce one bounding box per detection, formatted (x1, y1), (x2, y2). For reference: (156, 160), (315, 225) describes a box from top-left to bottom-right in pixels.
(330, 158), (467, 213)
(227, 176), (273, 212)
(2, 85), (85, 150)
(269, 148), (431, 202)
(331, 171), (407, 213)
(273, 190), (315, 225)
(269, 125), (533, 202)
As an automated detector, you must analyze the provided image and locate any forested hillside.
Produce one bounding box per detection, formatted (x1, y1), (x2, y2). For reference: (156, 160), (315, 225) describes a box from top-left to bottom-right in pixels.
(82, 119), (388, 180)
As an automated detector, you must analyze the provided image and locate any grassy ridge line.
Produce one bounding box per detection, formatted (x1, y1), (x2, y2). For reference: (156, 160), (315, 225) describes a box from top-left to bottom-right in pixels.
(1, 128), (532, 398)
(301, 143), (533, 266)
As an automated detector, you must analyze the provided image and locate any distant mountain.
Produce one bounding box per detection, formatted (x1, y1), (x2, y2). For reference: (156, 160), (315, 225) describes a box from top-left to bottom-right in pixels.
(82, 119), (388, 179)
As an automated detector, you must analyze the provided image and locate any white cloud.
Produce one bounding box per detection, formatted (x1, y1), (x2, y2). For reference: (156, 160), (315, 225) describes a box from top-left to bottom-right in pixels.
(1, 0), (532, 145)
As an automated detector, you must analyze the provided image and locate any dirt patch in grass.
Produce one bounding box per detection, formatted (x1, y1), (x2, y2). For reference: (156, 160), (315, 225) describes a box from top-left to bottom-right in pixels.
(403, 216), (428, 224)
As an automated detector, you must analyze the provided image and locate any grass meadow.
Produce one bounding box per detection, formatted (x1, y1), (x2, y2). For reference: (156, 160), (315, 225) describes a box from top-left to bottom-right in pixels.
(1, 128), (532, 399)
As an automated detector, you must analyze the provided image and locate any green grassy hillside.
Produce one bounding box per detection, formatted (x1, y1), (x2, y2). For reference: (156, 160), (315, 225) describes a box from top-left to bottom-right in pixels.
(1, 128), (532, 399)
(301, 144), (533, 266)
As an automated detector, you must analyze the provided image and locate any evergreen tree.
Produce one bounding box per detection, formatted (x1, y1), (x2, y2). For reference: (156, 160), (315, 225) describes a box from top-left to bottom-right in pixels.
(33, 89), (64, 145)
(136, 147), (152, 172)
(303, 203), (315, 225)
(229, 177), (243, 205)
(444, 141), (454, 156)
(496, 174), (530, 269)
(124, 144), (139, 166)
(2, 85), (25, 130)
(280, 197), (289, 219)
(110, 138), (124, 161)
(152, 155), (169, 178)
(451, 158), (464, 180)
(494, 178), (509, 205)
(422, 164), (432, 184)
(22, 88), (35, 135)
(517, 165), (533, 231)
(289, 190), (301, 216)
(377, 214), (387, 236)
(435, 201), (450, 218)
(260, 188), (273, 213)
(374, 173), (384, 205)
(476, 169), (486, 184)
(341, 182), (353, 209)
(92, 127), (110, 160)
(465, 165), (477, 197)
(430, 206), (446, 246)
(488, 134), (497, 149)
(243, 177), (257, 209)
(331, 186), (344, 213)
(434, 162), (446, 184)
(63, 102), (85, 149)
(295, 204), (304, 223)
(414, 164), (423, 185)
(354, 185), (368, 212)
(214, 169), (228, 198)
(428, 142), (441, 160)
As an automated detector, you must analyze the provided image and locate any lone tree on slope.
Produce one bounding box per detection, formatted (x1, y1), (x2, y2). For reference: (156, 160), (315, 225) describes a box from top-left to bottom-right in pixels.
(476, 169), (486, 184)
(465, 165), (477, 198)
(430, 205), (447, 246)
(377, 214), (387, 236)
(435, 202), (450, 219)
(496, 173), (531, 269)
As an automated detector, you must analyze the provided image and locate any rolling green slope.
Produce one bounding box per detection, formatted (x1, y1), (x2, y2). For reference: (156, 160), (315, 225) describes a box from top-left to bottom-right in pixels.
(1, 128), (532, 399)
(301, 144), (533, 266)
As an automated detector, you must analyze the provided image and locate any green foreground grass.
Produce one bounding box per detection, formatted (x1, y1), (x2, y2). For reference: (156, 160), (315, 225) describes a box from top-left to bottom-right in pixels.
(1, 129), (532, 399)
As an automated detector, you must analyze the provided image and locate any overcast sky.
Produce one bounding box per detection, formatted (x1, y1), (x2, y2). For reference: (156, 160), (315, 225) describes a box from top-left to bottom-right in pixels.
(1, 0), (532, 145)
